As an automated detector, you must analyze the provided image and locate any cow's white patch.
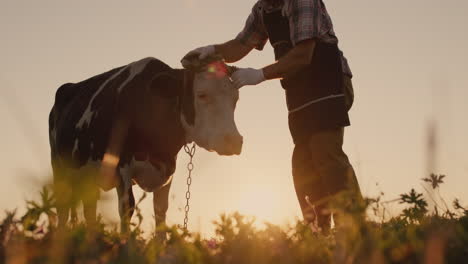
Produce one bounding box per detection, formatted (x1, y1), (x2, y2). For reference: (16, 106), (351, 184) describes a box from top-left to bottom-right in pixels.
(116, 57), (153, 93)
(188, 73), (242, 155)
(162, 174), (173, 188)
(76, 58), (153, 130)
(76, 67), (125, 129)
(72, 140), (79, 158)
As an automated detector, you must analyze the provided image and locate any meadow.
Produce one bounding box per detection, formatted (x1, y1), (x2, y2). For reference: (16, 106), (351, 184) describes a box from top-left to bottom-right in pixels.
(1, 174), (467, 264)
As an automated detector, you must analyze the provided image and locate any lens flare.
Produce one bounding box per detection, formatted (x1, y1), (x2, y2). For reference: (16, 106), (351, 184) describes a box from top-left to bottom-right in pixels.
(205, 61), (228, 79)
(207, 65), (216, 73)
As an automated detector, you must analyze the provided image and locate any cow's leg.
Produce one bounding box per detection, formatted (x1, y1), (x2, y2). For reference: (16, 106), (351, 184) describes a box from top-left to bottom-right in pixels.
(70, 203), (78, 226)
(82, 185), (99, 229)
(53, 166), (72, 229)
(117, 176), (135, 233)
(153, 180), (172, 241)
(56, 204), (70, 229)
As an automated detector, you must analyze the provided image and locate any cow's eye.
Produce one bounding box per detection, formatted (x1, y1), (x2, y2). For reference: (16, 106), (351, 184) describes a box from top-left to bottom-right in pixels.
(197, 94), (208, 100)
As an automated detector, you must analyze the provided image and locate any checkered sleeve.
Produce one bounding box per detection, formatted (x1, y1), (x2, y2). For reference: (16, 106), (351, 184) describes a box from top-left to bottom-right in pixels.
(236, 3), (269, 51)
(289, 0), (333, 45)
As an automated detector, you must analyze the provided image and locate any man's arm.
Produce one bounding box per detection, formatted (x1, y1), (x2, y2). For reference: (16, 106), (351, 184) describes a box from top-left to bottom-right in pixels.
(214, 39), (254, 63)
(181, 39), (253, 64)
(263, 39), (316, 80)
(183, 2), (266, 64)
(232, 39), (316, 88)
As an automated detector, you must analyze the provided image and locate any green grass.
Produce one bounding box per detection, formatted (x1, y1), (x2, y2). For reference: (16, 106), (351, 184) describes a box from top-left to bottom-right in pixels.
(1, 174), (467, 264)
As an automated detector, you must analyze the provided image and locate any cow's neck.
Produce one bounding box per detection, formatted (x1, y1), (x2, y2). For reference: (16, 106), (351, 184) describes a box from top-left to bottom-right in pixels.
(122, 69), (190, 161)
(177, 69), (195, 126)
(146, 68), (195, 155)
(174, 69), (196, 146)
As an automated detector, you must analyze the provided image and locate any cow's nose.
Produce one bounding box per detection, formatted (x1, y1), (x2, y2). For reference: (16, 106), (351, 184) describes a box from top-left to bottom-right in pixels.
(223, 134), (243, 155)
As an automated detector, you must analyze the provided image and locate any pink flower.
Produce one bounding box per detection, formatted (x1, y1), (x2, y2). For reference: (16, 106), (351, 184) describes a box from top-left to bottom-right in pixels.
(206, 238), (218, 250)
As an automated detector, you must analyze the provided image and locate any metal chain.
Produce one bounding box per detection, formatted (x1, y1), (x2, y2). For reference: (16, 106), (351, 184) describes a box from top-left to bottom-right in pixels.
(183, 143), (196, 230)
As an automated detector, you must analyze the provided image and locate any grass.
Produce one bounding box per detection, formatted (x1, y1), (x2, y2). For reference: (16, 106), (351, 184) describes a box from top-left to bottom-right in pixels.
(0, 174), (467, 264)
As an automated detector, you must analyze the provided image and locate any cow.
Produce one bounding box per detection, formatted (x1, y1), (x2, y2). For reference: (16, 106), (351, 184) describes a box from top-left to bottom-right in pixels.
(48, 56), (242, 232)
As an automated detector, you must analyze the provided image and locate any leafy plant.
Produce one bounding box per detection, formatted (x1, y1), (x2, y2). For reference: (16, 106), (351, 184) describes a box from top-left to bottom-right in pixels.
(0, 174), (467, 263)
(399, 189), (428, 223)
(422, 174), (446, 190)
(21, 185), (56, 232)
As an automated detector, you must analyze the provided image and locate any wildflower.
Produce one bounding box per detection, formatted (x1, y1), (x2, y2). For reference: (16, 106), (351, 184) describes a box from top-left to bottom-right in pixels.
(206, 238), (218, 250)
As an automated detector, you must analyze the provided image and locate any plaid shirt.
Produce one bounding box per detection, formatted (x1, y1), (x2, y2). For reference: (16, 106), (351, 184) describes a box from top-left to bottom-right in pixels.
(236, 0), (352, 77)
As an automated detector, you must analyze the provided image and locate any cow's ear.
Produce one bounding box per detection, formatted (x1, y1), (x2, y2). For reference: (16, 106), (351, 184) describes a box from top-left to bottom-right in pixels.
(150, 71), (180, 98)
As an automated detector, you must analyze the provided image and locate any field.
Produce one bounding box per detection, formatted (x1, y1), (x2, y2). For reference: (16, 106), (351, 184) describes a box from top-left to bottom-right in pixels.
(1, 174), (467, 264)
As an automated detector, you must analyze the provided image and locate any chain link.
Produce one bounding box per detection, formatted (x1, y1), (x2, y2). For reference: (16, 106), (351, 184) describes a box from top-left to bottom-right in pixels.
(183, 143), (196, 230)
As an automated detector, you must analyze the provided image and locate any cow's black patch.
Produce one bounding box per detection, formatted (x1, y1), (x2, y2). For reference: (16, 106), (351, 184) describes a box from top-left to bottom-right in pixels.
(50, 57), (198, 170)
(51, 66), (127, 167)
(151, 69), (196, 126)
(49, 57), (200, 229)
(149, 70), (181, 99)
(181, 71), (195, 126)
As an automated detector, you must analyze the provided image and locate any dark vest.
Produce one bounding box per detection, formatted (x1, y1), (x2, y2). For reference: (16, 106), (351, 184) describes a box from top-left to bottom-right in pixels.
(262, 8), (350, 144)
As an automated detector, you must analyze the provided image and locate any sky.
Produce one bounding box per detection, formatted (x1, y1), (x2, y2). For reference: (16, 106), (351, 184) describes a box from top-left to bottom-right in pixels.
(1, 0), (467, 236)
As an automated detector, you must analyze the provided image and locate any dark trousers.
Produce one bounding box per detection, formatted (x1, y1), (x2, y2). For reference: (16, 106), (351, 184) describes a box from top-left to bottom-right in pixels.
(291, 76), (362, 230)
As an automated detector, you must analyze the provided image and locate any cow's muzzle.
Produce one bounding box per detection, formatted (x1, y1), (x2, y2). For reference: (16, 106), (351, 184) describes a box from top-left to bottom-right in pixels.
(216, 134), (243, 156)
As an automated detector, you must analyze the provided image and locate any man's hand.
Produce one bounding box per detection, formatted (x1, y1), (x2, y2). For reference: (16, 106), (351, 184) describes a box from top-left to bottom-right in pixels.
(184, 40), (253, 64)
(185, 45), (216, 60)
(231, 68), (265, 89)
(263, 39), (316, 80)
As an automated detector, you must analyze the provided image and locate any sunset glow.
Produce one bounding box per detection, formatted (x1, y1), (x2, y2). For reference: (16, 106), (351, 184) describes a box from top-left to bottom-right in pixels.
(0, 0), (467, 238)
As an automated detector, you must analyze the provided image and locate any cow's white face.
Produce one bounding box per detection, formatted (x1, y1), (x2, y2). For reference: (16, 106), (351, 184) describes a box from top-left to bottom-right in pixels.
(182, 65), (243, 156)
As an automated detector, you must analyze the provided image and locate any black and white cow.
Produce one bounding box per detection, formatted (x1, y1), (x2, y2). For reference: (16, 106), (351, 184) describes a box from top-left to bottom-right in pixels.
(49, 57), (242, 231)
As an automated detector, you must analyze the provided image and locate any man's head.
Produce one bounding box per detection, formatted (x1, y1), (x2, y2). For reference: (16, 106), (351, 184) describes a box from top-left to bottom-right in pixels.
(263, 0), (283, 5)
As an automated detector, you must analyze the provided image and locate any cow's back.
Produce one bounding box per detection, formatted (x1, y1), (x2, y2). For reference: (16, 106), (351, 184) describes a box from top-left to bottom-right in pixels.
(49, 66), (126, 168)
(49, 58), (176, 171)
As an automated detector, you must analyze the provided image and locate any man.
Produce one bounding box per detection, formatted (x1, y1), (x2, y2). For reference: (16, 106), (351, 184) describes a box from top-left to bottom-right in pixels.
(184, 0), (362, 231)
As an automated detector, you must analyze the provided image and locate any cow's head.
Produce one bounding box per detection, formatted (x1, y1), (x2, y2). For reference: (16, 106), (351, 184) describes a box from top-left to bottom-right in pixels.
(179, 55), (242, 155)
